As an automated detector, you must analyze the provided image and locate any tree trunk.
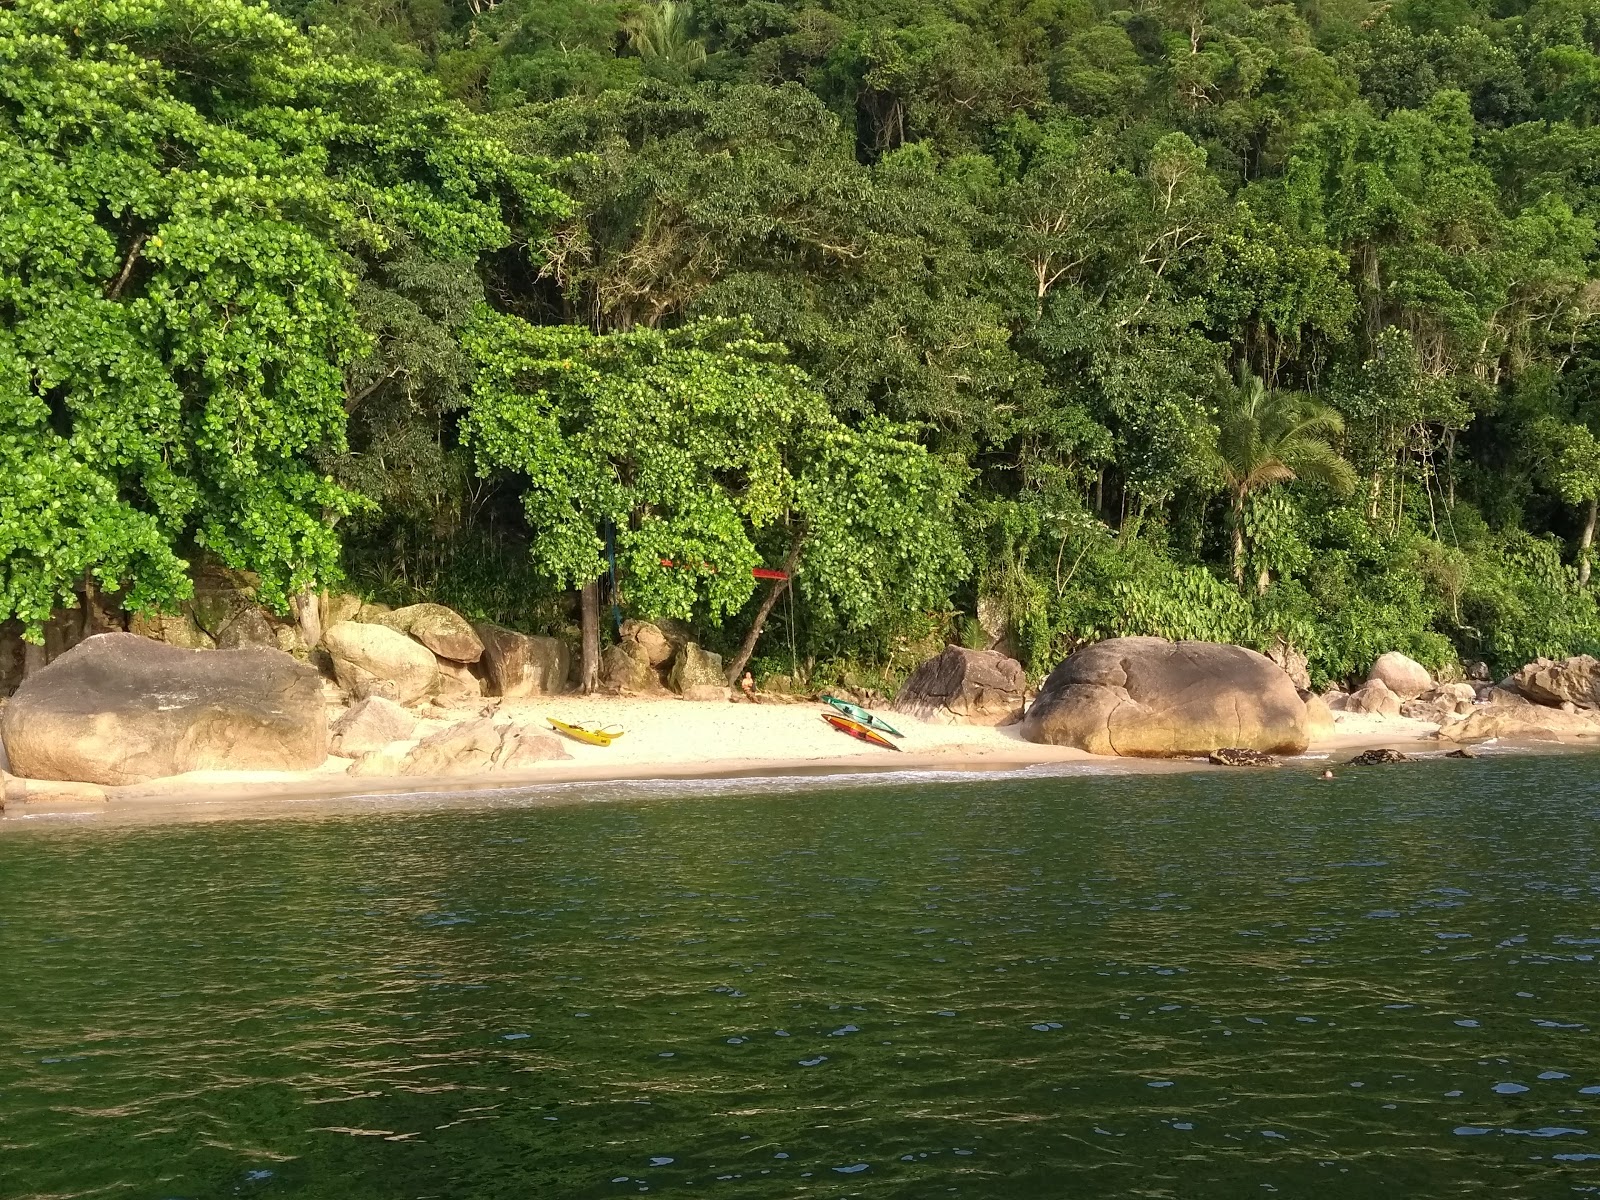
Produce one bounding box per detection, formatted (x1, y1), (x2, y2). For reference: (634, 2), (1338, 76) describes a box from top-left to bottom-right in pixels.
(21, 639), (46, 679)
(1256, 565), (1271, 596)
(725, 532), (805, 687)
(1581, 497), (1597, 588)
(579, 579), (601, 694)
(293, 586), (322, 653)
(1231, 497), (1246, 587)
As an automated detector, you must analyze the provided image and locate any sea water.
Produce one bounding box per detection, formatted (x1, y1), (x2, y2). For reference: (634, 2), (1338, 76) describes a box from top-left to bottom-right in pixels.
(1, 755), (1597, 1197)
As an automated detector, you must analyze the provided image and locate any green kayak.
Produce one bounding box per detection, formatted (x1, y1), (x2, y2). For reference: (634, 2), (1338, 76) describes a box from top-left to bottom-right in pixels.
(820, 694), (904, 738)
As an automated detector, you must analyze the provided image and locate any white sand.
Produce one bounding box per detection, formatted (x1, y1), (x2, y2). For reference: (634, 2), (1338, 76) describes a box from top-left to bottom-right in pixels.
(0, 693), (1548, 822)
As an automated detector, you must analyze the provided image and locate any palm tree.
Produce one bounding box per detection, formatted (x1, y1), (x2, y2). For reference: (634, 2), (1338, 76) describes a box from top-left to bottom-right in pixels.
(624, 1), (707, 70)
(1212, 366), (1356, 591)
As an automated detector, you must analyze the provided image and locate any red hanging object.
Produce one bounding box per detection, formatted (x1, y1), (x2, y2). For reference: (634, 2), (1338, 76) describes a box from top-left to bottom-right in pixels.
(660, 558), (787, 581)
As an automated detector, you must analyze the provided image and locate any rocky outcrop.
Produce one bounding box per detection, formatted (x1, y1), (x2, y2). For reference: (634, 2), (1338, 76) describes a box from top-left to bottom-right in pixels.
(670, 642), (729, 702)
(602, 640), (657, 692)
(1267, 638), (1311, 691)
(1401, 682), (1477, 722)
(1020, 637), (1308, 757)
(1506, 655), (1600, 709)
(435, 660), (482, 704)
(497, 728), (572, 770)
(1, 634), (326, 785)
(129, 610), (214, 650)
(1435, 706), (1600, 744)
(216, 606), (277, 650)
(473, 623), (570, 697)
(323, 621), (439, 706)
(1349, 748), (1411, 765)
(1368, 651), (1432, 700)
(318, 591), (365, 632)
(1209, 747), (1279, 766)
(355, 718), (573, 777)
(892, 646), (1027, 726)
(403, 718), (504, 776)
(1345, 679), (1402, 717)
(374, 603), (483, 663)
(620, 620), (676, 667)
(329, 696), (417, 758)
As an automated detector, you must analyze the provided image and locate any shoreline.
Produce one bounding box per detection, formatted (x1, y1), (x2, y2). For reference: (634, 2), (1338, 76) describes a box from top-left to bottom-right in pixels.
(4, 695), (1586, 828)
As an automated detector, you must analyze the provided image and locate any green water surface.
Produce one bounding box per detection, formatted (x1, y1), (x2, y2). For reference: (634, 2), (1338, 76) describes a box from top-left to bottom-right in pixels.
(1, 756), (1598, 1198)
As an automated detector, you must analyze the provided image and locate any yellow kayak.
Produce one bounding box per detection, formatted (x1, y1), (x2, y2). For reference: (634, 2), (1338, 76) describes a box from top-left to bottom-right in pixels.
(548, 719), (625, 747)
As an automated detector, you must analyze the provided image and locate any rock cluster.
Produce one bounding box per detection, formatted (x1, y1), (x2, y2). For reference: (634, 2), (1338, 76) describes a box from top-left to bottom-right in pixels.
(597, 619), (730, 701)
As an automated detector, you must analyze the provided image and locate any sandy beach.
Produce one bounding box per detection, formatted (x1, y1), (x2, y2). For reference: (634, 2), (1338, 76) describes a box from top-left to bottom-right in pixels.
(0, 693), (1505, 825)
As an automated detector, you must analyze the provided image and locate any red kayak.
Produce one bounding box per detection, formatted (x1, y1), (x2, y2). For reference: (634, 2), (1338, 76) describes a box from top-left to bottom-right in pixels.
(822, 712), (902, 751)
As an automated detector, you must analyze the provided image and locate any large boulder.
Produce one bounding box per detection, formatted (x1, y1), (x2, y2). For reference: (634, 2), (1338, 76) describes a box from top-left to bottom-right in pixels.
(473, 622), (570, 697)
(670, 642), (728, 702)
(1436, 706), (1600, 744)
(1368, 652), (1433, 700)
(329, 696), (417, 758)
(1, 633), (326, 785)
(1304, 693), (1336, 741)
(1345, 679), (1403, 718)
(374, 604), (483, 663)
(323, 621), (439, 706)
(1020, 637), (1308, 757)
(892, 646), (1027, 726)
(1506, 655), (1600, 709)
(620, 620), (675, 668)
(602, 640), (657, 693)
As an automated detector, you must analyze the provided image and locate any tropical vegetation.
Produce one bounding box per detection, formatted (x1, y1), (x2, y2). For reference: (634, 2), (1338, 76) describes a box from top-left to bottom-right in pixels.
(5, 0), (1600, 689)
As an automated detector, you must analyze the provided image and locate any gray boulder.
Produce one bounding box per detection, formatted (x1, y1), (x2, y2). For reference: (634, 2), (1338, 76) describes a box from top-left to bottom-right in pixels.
(498, 727), (573, 770)
(1020, 637), (1308, 757)
(670, 642), (728, 702)
(374, 603), (483, 663)
(323, 621), (439, 706)
(1, 633), (326, 785)
(435, 660), (482, 704)
(216, 605), (277, 650)
(473, 622), (570, 697)
(1507, 655), (1600, 709)
(329, 696), (417, 758)
(1368, 651), (1433, 700)
(403, 718), (504, 776)
(603, 640), (657, 692)
(1346, 679), (1402, 717)
(620, 620), (675, 667)
(892, 646), (1027, 726)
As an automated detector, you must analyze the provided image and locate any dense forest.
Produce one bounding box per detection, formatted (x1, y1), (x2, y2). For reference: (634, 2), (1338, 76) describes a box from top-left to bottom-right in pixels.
(4, 0), (1600, 690)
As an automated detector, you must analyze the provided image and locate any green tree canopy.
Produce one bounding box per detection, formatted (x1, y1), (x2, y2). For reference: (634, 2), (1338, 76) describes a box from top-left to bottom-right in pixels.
(460, 312), (968, 638)
(0, 0), (561, 636)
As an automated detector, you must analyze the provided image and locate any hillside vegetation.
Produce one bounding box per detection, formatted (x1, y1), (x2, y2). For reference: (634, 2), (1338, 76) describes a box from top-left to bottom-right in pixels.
(5, 0), (1600, 688)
